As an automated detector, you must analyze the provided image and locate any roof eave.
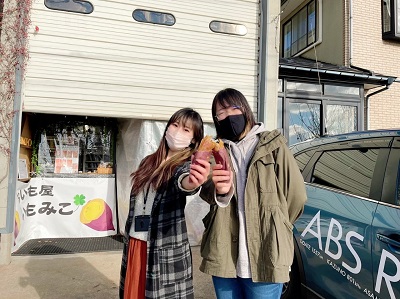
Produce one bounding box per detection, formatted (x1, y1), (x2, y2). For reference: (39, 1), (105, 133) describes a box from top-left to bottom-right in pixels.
(279, 65), (397, 89)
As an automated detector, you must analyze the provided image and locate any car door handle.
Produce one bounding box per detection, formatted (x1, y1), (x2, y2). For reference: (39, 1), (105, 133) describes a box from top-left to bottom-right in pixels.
(376, 234), (400, 248)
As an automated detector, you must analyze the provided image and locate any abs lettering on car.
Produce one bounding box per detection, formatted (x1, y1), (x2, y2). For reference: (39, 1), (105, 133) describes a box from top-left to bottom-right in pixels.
(301, 210), (363, 274)
(302, 210), (400, 299)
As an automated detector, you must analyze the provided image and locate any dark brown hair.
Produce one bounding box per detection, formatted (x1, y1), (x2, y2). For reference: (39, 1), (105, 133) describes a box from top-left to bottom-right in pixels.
(212, 88), (256, 140)
(131, 108), (204, 196)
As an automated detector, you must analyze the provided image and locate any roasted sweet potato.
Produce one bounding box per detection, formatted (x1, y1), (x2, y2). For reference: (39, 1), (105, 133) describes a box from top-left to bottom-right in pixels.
(189, 136), (215, 183)
(192, 135), (215, 166)
(212, 139), (229, 170)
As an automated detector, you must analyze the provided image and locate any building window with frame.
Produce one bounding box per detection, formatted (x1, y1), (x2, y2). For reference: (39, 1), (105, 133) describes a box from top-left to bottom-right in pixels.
(280, 79), (362, 145)
(283, 0), (316, 57)
(44, 0), (94, 14)
(288, 101), (321, 144)
(209, 21), (247, 36)
(132, 9), (175, 26)
(325, 104), (358, 135)
(382, 0), (400, 41)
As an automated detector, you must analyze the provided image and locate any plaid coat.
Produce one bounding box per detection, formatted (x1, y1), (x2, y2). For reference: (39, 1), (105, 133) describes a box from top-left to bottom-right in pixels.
(120, 161), (198, 299)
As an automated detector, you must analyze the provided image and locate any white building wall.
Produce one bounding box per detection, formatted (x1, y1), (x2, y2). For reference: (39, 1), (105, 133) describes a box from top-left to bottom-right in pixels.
(23, 0), (260, 122)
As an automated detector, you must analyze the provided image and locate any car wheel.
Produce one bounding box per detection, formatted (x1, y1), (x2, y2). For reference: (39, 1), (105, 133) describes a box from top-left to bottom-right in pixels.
(281, 257), (301, 299)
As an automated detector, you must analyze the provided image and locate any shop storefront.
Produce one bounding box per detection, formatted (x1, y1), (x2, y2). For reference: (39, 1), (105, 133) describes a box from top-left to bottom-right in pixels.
(13, 113), (213, 253)
(0, 0), (266, 262)
(13, 113), (118, 252)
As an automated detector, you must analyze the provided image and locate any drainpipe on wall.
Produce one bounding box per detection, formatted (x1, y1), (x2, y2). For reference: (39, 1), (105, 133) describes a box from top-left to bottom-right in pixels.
(365, 80), (395, 129)
(258, 0), (267, 123)
(348, 0), (353, 66)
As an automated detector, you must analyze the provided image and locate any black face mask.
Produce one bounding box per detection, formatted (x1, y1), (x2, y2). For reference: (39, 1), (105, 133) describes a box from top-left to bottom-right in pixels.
(216, 114), (246, 141)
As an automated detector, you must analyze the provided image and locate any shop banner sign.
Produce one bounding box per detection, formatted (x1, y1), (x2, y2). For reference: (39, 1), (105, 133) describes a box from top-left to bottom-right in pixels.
(13, 177), (117, 253)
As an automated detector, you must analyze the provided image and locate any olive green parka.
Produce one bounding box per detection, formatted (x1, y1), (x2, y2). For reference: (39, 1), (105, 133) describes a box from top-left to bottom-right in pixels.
(199, 130), (307, 283)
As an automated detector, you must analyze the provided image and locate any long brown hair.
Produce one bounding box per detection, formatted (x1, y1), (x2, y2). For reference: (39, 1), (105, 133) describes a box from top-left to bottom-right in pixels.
(131, 108), (204, 196)
(211, 88), (256, 140)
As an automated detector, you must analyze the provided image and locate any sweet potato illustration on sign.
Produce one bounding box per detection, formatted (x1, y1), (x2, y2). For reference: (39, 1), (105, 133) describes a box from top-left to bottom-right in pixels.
(14, 211), (20, 245)
(79, 198), (115, 231)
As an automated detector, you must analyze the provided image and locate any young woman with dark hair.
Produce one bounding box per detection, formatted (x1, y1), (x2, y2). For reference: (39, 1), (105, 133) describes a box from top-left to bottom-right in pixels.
(198, 88), (307, 299)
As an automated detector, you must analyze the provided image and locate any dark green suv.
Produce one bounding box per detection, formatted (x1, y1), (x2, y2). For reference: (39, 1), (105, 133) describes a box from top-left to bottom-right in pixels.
(282, 129), (400, 299)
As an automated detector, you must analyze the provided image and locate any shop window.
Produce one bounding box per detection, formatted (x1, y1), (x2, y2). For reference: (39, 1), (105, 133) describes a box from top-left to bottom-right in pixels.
(209, 21), (247, 36)
(132, 9), (175, 26)
(32, 114), (116, 176)
(44, 0), (94, 14)
(382, 0), (400, 41)
(283, 0), (317, 57)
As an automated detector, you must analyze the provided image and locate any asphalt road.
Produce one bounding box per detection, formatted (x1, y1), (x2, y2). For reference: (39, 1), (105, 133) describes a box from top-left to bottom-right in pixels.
(0, 245), (216, 299)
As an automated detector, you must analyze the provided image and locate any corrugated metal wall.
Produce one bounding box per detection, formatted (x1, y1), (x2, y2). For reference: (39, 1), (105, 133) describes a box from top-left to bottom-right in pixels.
(23, 0), (260, 122)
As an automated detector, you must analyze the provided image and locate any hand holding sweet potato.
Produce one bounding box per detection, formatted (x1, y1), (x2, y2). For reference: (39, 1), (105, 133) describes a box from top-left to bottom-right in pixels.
(188, 136), (214, 184)
(212, 139), (229, 171)
(191, 135), (215, 166)
(192, 136), (229, 168)
(189, 136), (231, 190)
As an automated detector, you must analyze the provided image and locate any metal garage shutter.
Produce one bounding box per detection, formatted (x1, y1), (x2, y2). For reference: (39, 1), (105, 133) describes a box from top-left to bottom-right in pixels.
(24, 0), (260, 122)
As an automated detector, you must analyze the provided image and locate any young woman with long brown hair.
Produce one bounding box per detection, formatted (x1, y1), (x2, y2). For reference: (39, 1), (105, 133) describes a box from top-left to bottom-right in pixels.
(119, 108), (210, 299)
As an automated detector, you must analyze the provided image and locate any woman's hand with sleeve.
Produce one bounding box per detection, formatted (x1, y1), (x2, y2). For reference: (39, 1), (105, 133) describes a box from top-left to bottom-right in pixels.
(181, 158), (210, 190)
(211, 163), (233, 195)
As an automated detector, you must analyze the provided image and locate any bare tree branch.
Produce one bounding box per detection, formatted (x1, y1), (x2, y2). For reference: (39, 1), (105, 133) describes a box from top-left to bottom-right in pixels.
(0, 0), (32, 187)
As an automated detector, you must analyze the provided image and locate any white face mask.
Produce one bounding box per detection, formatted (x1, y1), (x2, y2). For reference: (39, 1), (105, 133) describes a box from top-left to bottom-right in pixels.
(165, 128), (192, 151)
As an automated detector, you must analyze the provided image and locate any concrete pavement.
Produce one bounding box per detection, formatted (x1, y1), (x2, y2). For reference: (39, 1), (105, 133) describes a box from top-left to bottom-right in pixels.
(0, 245), (216, 299)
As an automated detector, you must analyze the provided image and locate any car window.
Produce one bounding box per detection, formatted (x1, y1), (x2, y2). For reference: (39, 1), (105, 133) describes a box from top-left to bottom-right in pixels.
(294, 150), (315, 172)
(311, 148), (380, 198)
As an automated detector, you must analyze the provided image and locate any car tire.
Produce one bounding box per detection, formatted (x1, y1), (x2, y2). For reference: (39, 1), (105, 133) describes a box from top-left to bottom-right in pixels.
(281, 256), (301, 299)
